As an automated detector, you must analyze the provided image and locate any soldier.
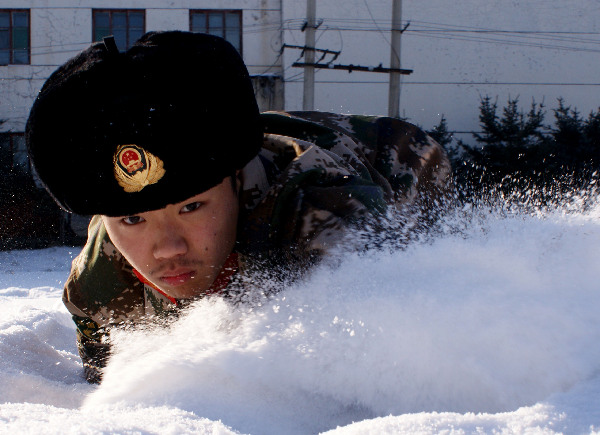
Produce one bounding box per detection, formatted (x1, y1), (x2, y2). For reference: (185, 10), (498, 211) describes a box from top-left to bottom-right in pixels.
(26, 31), (451, 382)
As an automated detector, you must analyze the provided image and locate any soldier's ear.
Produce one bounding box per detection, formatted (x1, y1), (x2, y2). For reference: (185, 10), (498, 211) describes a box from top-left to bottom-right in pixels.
(236, 170), (242, 194)
(231, 170), (242, 195)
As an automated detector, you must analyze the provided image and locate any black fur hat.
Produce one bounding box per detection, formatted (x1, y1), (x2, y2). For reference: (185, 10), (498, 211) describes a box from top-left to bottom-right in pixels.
(26, 31), (262, 216)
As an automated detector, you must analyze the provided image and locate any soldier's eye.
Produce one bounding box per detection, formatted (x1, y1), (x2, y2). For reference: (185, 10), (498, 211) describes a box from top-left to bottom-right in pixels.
(122, 216), (145, 225)
(181, 201), (204, 213)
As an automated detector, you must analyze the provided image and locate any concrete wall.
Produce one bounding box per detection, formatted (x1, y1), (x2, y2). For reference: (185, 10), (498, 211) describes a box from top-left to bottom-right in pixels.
(281, 0), (600, 141)
(3, 0), (599, 139)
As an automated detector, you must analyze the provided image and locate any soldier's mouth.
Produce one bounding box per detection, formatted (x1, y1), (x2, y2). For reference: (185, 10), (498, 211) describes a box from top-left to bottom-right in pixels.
(160, 271), (195, 286)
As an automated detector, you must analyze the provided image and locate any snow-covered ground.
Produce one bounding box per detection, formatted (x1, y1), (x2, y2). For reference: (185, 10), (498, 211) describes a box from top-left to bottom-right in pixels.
(2, 196), (600, 434)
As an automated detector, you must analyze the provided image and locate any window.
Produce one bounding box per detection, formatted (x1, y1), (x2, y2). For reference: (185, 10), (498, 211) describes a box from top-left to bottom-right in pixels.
(93, 10), (145, 51)
(190, 10), (242, 54)
(0, 133), (29, 174)
(0, 10), (30, 65)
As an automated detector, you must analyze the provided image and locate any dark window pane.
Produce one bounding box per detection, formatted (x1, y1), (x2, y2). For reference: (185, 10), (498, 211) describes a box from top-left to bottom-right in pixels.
(94, 12), (110, 28)
(0, 134), (10, 151)
(225, 13), (240, 30)
(208, 13), (224, 38)
(112, 12), (127, 28)
(129, 11), (144, 27)
(94, 27), (111, 42)
(128, 27), (143, 46)
(0, 13), (10, 28)
(13, 12), (28, 27)
(228, 32), (241, 52)
(12, 136), (29, 173)
(0, 134), (10, 172)
(0, 49), (9, 64)
(209, 28), (224, 38)
(225, 13), (241, 51)
(0, 30), (9, 49)
(13, 135), (26, 150)
(13, 49), (28, 64)
(113, 29), (127, 50)
(12, 28), (28, 50)
(93, 10), (145, 51)
(191, 13), (207, 33)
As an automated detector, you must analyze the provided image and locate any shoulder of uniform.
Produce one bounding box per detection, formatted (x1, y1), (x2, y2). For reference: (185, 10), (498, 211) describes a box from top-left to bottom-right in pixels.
(63, 215), (145, 325)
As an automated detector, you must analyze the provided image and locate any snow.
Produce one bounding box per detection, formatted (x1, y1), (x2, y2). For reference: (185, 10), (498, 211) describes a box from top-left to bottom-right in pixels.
(2, 198), (600, 434)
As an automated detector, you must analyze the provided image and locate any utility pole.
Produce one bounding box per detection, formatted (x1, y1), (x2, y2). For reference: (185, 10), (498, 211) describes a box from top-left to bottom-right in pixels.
(388, 0), (402, 118)
(303, 0), (316, 110)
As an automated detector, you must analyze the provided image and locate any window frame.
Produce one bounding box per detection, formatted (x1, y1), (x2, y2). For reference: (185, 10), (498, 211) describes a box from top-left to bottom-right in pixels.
(189, 9), (243, 55)
(92, 9), (146, 52)
(0, 9), (31, 65)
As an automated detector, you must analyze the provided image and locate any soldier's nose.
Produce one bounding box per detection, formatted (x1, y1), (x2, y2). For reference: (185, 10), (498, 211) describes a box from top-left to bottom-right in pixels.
(153, 231), (188, 260)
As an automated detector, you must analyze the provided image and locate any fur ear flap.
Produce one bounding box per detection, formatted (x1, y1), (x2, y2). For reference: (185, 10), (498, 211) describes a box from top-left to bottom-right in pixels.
(102, 36), (119, 57)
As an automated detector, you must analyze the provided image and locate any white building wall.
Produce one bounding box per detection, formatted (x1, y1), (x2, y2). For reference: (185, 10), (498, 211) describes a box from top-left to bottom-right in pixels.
(2, 0), (599, 139)
(146, 9), (189, 32)
(0, 0), (283, 133)
(281, 0), (600, 141)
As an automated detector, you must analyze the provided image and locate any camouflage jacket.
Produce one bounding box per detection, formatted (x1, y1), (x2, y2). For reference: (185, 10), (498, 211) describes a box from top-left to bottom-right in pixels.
(63, 111), (451, 382)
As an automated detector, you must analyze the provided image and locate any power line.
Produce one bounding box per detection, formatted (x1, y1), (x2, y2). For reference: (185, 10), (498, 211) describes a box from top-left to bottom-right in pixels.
(284, 20), (600, 36)
(284, 28), (600, 54)
(410, 18), (599, 35)
(282, 18), (600, 52)
(407, 32), (600, 54)
(316, 25), (600, 45)
(301, 18), (600, 36)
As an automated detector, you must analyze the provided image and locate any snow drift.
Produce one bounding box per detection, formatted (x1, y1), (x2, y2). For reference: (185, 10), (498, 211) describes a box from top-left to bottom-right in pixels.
(1, 195), (600, 434)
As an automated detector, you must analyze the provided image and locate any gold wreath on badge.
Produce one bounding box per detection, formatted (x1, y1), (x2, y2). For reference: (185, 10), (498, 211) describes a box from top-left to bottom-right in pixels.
(113, 144), (166, 193)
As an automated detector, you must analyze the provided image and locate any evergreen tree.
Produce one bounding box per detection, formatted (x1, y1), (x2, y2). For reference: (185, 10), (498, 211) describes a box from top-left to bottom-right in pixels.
(583, 109), (600, 164)
(427, 115), (453, 148)
(550, 100), (600, 171)
(550, 98), (584, 169)
(473, 96), (546, 149)
(461, 96), (547, 179)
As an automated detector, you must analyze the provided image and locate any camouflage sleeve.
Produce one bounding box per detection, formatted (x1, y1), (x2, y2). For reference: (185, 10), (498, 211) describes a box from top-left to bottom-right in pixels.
(238, 133), (387, 266)
(243, 111), (452, 263)
(72, 315), (109, 383)
(279, 111), (452, 205)
(63, 215), (146, 382)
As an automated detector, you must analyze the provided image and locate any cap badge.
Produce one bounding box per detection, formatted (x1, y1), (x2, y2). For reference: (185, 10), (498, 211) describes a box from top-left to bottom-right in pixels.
(113, 144), (166, 193)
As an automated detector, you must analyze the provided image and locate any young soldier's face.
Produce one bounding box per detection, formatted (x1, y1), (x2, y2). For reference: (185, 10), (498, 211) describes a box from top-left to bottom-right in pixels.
(102, 176), (239, 300)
